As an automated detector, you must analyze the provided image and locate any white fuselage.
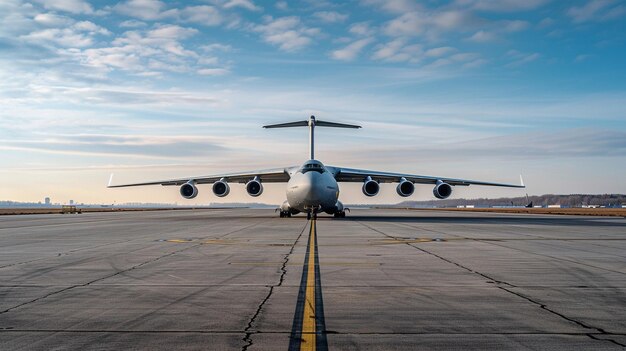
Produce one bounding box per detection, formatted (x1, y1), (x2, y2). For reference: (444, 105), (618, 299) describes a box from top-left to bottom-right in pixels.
(286, 160), (339, 213)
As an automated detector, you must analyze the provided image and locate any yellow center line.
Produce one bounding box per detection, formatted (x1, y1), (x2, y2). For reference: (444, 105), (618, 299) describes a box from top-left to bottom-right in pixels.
(300, 220), (317, 351)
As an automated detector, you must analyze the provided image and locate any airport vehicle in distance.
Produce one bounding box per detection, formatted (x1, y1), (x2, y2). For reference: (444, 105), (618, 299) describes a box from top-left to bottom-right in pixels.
(108, 116), (525, 219)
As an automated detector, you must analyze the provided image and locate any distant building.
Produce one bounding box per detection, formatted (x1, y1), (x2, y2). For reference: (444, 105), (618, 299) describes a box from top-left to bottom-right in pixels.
(69, 200), (74, 205)
(44, 197), (51, 206)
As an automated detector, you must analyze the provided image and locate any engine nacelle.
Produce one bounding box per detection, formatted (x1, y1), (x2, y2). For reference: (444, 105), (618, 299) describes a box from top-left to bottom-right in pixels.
(396, 178), (415, 197)
(324, 200), (344, 214)
(246, 177), (263, 197)
(180, 181), (198, 199)
(362, 176), (379, 197)
(433, 180), (452, 199)
(212, 178), (230, 197)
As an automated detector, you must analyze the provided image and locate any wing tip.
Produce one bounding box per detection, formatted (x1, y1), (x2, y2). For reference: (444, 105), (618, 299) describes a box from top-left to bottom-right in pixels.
(107, 173), (114, 188)
(520, 174), (525, 188)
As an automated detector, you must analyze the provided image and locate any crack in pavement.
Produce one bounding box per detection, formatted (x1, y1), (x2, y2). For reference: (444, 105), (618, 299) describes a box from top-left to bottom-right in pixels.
(353, 220), (626, 349)
(498, 286), (626, 348)
(356, 220), (514, 287)
(0, 221), (263, 315)
(241, 221), (308, 351)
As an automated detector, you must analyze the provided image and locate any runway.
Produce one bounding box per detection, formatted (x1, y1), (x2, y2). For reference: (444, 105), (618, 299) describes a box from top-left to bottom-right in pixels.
(0, 209), (625, 350)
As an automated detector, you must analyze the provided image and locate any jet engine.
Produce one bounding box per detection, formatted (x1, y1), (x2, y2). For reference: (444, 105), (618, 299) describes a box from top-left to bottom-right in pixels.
(362, 176), (380, 197)
(180, 181), (198, 199)
(246, 177), (263, 197)
(396, 178), (415, 197)
(433, 180), (452, 199)
(212, 178), (230, 197)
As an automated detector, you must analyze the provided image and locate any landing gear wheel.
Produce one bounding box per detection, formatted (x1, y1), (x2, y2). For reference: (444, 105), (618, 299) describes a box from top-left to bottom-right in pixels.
(307, 212), (311, 220)
(279, 212), (284, 218)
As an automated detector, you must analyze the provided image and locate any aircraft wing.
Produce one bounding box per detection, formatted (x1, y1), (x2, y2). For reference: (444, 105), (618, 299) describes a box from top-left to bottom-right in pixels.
(108, 167), (296, 188)
(327, 166), (525, 188)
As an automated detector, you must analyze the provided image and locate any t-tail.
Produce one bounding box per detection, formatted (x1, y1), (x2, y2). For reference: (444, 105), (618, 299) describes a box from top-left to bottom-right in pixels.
(263, 115), (361, 159)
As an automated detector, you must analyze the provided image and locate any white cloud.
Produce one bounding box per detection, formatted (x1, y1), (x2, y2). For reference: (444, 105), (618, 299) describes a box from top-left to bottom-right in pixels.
(349, 22), (375, 36)
(538, 17), (555, 28)
(197, 68), (230, 76)
(501, 20), (530, 32)
(567, 0), (625, 23)
(383, 12), (425, 36)
(252, 16), (319, 51)
(467, 30), (497, 43)
(198, 56), (219, 65)
(371, 38), (422, 62)
(425, 46), (456, 58)
(179, 6), (222, 26)
(223, 0), (261, 11)
(74, 21), (111, 35)
(62, 24), (202, 74)
(33, 13), (73, 27)
(425, 51), (481, 68)
(506, 50), (540, 67)
(144, 24), (198, 40)
(200, 43), (233, 52)
(463, 58), (488, 68)
(114, 0), (167, 20)
(383, 10), (475, 37)
(119, 19), (147, 28)
(33, 0), (93, 14)
(362, 0), (420, 14)
(21, 28), (93, 47)
(468, 0), (550, 12)
(20, 21), (110, 48)
(275, 1), (288, 10)
(331, 37), (374, 61)
(431, 10), (473, 30)
(114, 1), (226, 26)
(313, 11), (348, 23)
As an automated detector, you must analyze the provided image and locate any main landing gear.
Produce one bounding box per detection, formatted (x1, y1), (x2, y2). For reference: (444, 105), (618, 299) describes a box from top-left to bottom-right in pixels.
(279, 211), (291, 218)
(333, 211), (346, 218)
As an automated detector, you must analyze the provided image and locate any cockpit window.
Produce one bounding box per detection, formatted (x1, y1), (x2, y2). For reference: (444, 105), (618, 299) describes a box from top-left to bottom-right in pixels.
(301, 162), (324, 173)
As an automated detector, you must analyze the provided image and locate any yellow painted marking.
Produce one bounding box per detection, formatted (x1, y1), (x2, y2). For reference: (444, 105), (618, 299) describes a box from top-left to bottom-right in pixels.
(301, 220), (316, 351)
(229, 261), (378, 267)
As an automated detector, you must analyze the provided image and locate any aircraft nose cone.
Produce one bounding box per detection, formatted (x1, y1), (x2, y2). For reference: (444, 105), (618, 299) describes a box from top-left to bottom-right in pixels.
(301, 172), (324, 203)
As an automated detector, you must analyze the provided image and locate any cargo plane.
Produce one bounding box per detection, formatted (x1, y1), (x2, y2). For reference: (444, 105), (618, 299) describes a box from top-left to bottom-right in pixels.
(108, 116), (525, 219)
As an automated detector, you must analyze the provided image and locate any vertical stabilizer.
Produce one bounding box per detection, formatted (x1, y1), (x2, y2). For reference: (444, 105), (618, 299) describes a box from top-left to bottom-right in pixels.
(308, 116), (316, 159)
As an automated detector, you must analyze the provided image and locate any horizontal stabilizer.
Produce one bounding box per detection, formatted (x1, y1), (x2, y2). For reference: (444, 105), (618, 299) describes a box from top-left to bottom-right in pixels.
(263, 121), (309, 129)
(264, 115), (361, 159)
(316, 120), (361, 129)
(263, 116), (361, 129)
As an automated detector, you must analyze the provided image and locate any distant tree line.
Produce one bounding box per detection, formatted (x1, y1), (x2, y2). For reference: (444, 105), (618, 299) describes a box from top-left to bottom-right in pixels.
(398, 194), (626, 208)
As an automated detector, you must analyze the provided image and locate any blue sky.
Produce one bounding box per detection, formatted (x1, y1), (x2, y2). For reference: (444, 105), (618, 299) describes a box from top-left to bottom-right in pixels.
(1, 0), (625, 205)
